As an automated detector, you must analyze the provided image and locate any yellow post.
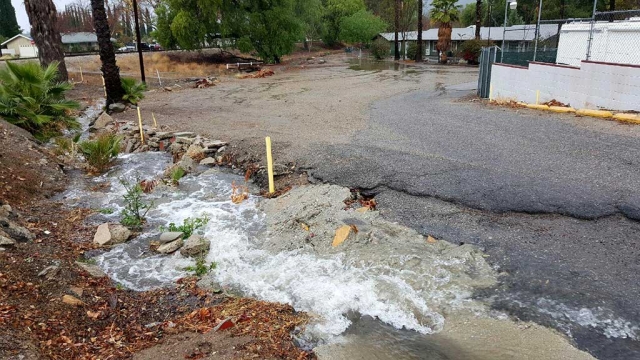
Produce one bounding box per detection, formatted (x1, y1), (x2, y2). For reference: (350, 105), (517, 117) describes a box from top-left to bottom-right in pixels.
(265, 137), (275, 194)
(101, 76), (107, 97)
(152, 112), (158, 128)
(80, 66), (84, 82)
(489, 85), (494, 101)
(137, 106), (145, 143)
(536, 90), (540, 105)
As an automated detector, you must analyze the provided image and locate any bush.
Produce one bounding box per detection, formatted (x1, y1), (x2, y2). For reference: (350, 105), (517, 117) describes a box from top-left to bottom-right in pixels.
(170, 167), (185, 185)
(78, 133), (121, 172)
(160, 215), (210, 239)
(0, 61), (79, 140)
(406, 42), (418, 61)
(120, 178), (153, 228)
(121, 78), (147, 105)
(459, 39), (484, 65)
(371, 38), (390, 60)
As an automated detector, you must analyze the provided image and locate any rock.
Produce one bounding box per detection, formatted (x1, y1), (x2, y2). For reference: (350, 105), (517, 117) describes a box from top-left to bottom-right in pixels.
(148, 141), (159, 149)
(38, 265), (60, 279)
(75, 261), (107, 278)
(156, 238), (183, 254)
(70, 286), (84, 297)
(318, 59), (326, 64)
(213, 318), (235, 332)
(200, 157), (216, 166)
(62, 295), (84, 306)
(92, 112), (113, 129)
(0, 234), (16, 247)
(169, 142), (184, 155)
(108, 102), (126, 113)
(125, 140), (135, 153)
(93, 223), (131, 246)
(0, 217), (34, 242)
(203, 140), (228, 149)
(156, 132), (173, 140)
(175, 136), (194, 145)
(180, 235), (210, 257)
(176, 155), (197, 173)
(173, 131), (196, 138)
(2, 204), (12, 213)
(217, 146), (226, 154)
(158, 232), (183, 244)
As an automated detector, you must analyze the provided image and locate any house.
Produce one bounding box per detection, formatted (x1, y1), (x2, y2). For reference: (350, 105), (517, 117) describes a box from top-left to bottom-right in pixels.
(556, 19), (640, 67)
(1, 34), (38, 58)
(378, 24), (560, 60)
(61, 32), (102, 53)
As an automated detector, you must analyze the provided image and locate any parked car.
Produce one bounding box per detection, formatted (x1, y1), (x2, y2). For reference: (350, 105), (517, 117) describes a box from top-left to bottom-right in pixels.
(140, 43), (150, 51)
(150, 43), (162, 51)
(125, 43), (136, 51)
(117, 46), (128, 52)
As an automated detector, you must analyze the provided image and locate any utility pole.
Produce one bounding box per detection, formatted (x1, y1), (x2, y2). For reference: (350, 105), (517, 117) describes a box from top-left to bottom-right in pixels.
(132, 0), (145, 83)
(394, 0), (400, 60)
(533, 0), (543, 61)
(417, 0), (423, 62)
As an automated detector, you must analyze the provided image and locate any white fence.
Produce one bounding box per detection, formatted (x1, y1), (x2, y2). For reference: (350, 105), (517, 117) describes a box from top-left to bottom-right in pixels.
(490, 61), (640, 111)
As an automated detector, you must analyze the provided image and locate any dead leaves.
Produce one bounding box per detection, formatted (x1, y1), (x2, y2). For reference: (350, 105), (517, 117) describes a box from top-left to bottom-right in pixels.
(140, 179), (158, 193)
(231, 181), (249, 204)
(238, 69), (275, 79)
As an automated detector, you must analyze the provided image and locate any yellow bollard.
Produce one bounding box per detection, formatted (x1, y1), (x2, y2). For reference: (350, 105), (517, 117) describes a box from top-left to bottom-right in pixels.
(101, 76), (107, 97)
(152, 112), (158, 128)
(536, 90), (540, 105)
(80, 66), (84, 82)
(137, 106), (145, 143)
(265, 137), (275, 194)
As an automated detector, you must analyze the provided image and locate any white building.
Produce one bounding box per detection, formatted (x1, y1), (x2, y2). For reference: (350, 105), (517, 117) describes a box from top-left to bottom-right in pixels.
(556, 18), (640, 67)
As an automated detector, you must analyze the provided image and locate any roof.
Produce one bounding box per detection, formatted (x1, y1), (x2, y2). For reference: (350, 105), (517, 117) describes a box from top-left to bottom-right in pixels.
(379, 24), (560, 42)
(61, 32), (99, 44)
(560, 19), (640, 32)
(1, 34), (33, 46)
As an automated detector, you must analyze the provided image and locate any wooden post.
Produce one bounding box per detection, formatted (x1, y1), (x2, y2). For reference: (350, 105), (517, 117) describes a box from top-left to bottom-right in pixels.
(80, 66), (84, 82)
(156, 69), (162, 86)
(265, 137), (275, 194)
(152, 112), (158, 128)
(101, 76), (107, 97)
(137, 106), (145, 143)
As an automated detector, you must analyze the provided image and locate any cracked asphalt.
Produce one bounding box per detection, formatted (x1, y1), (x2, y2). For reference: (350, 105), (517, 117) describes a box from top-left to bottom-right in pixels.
(305, 82), (640, 359)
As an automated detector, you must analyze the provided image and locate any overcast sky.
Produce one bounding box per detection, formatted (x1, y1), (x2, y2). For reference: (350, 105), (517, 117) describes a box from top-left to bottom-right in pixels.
(11, 0), (76, 33)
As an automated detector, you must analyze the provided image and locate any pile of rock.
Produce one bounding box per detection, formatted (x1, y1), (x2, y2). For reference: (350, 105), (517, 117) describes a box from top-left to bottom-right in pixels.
(92, 223), (132, 246)
(0, 203), (35, 250)
(151, 231), (211, 257)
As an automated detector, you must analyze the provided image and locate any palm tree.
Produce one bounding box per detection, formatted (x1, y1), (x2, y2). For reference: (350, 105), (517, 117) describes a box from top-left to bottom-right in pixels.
(23, 0), (69, 81)
(429, 0), (460, 64)
(90, 0), (124, 106)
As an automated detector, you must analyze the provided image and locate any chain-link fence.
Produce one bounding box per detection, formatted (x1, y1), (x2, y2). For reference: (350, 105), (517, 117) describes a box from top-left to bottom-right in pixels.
(498, 9), (640, 68)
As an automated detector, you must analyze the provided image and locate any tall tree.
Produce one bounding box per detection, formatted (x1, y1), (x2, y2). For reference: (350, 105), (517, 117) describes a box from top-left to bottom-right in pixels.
(323, 0), (365, 47)
(475, 0), (482, 39)
(339, 9), (387, 57)
(0, 0), (21, 38)
(394, 0), (400, 60)
(295, 0), (325, 51)
(417, 0), (423, 62)
(90, 0), (124, 105)
(24, 0), (68, 81)
(430, 0), (460, 64)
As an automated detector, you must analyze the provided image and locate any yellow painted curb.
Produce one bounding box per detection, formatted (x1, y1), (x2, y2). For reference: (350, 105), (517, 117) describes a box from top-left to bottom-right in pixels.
(526, 104), (550, 110)
(612, 113), (640, 124)
(549, 106), (576, 113)
(576, 109), (613, 118)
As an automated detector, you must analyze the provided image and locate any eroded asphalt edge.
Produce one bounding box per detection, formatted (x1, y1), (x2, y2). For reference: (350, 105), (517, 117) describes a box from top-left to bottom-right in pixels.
(301, 83), (640, 359)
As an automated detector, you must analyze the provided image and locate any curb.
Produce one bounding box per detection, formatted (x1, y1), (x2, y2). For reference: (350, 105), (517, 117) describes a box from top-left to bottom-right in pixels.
(549, 106), (576, 113)
(526, 104), (549, 110)
(612, 113), (640, 124)
(576, 109), (613, 119)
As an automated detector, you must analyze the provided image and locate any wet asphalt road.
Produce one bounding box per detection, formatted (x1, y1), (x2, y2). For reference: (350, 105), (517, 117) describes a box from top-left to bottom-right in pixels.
(305, 83), (640, 359)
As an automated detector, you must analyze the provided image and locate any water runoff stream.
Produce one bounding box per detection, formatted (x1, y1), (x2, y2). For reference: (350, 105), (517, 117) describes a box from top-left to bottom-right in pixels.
(56, 103), (600, 359)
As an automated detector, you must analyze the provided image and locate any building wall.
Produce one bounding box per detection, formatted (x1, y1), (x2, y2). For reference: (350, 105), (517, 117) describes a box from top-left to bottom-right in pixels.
(490, 61), (640, 111)
(6, 37), (33, 56)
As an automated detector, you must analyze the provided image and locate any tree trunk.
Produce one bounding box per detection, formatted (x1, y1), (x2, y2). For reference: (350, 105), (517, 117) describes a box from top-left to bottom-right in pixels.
(475, 0), (482, 39)
(394, 0), (400, 60)
(91, 0), (124, 105)
(417, 0), (423, 62)
(609, 0), (615, 11)
(24, 0), (68, 81)
(437, 24), (452, 64)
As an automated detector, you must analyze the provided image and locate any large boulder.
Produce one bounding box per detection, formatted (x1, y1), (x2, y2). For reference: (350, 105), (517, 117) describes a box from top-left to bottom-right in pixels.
(93, 223), (131, 246)
(0, 233), (16, 247)
(108, 103), (126, 113)
(0, 217), (34, 242)
(75, 261), (107, 278)
(180, 234), (210, 257)
(92, 112), (114, 130)
(157, 238), (184, 254)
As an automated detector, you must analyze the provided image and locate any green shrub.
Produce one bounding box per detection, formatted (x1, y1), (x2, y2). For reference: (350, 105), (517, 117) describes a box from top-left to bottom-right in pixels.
(371, 38), (390, 60)
(170, 167), (185, 184)
(121, 78), (148, 105)
(459, 39), (484, 64)
(78, 133), (121, 172)
(120, 179), (154, 228)
(183, 256), (216, 277)
(406, 42), (418, 61)
(160, 215), (210, 239)
(0, 61), (79, 140)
